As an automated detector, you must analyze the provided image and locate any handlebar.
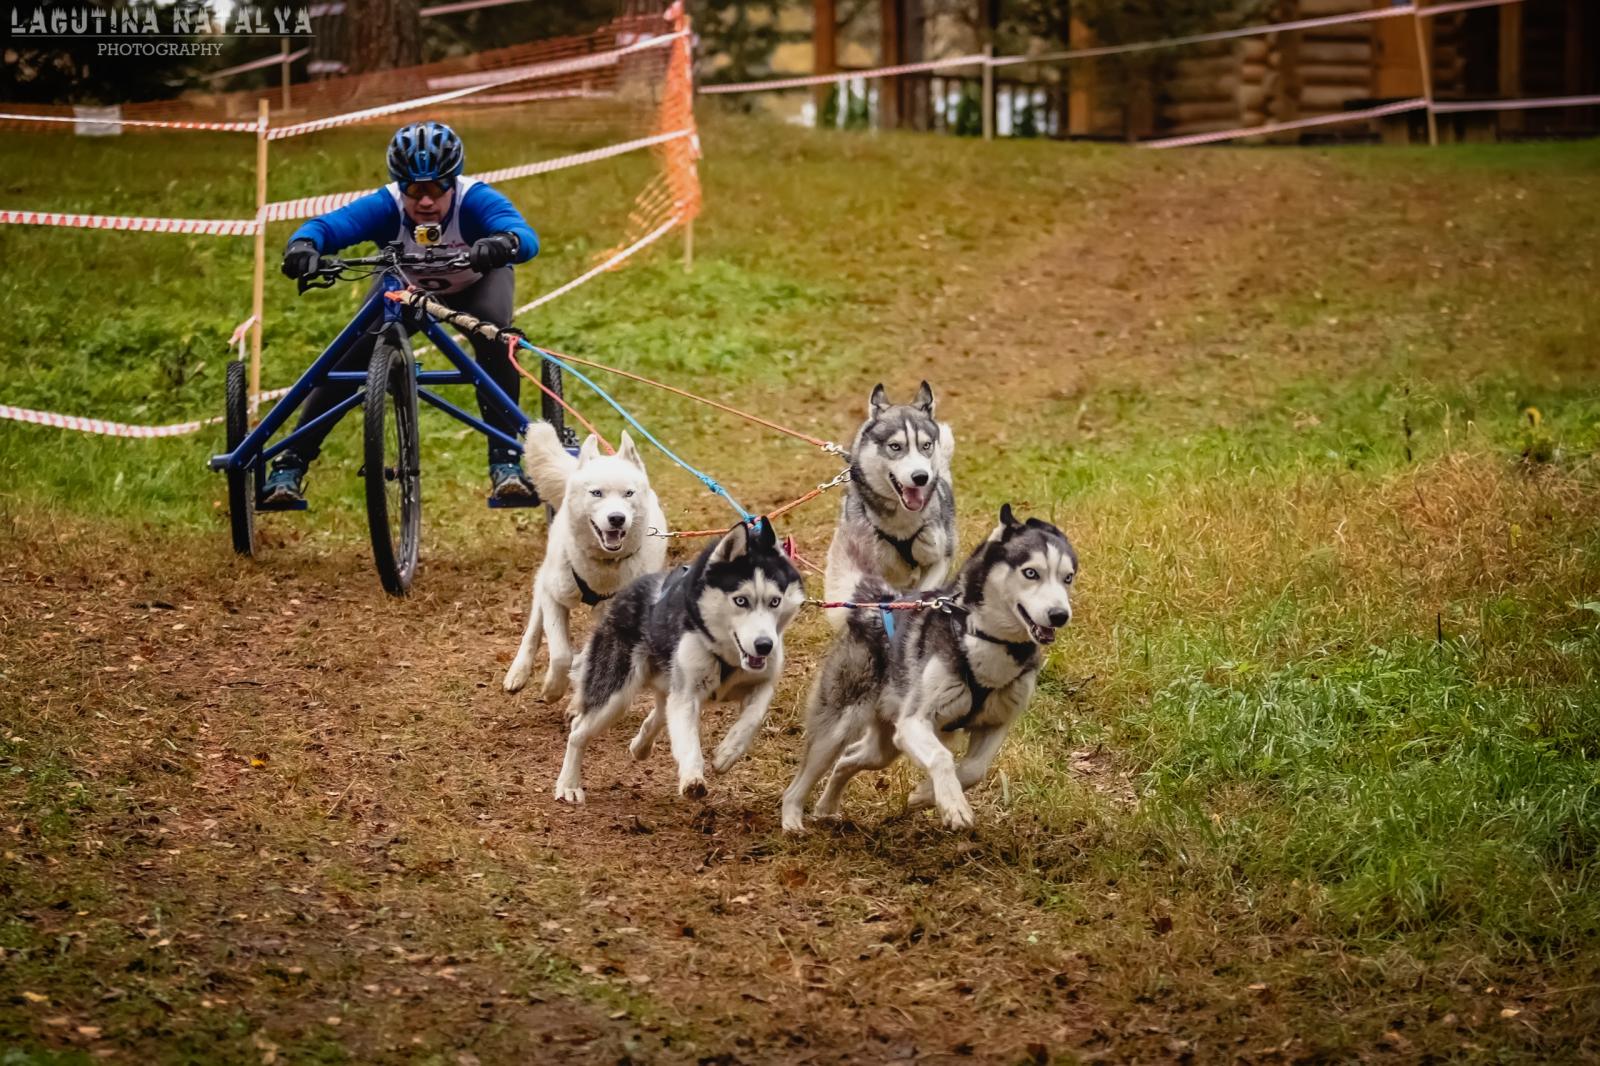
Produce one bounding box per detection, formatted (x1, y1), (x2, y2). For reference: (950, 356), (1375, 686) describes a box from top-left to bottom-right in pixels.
(296, 242), (470, 293)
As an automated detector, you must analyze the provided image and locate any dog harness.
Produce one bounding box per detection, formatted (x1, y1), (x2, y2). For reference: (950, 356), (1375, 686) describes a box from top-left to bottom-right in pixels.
(875, 526), (924, 571)
(570, 566), (611, 607)
(942, 625), (1036, 734)
(661, 564), (741, 680)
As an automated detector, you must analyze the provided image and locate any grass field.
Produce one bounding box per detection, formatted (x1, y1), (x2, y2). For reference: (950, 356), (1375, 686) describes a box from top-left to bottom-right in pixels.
(2, 108), (1598, 1063)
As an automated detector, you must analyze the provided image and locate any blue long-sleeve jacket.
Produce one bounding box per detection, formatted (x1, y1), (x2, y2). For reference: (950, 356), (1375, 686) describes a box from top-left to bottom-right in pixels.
(289, 180), (539, 262)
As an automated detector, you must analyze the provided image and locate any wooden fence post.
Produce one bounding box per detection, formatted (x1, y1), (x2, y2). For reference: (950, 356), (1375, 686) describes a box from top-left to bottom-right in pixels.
(1412, 2), (1438, 146)
(982, 45), (994, 140)
(251, 98), (269, 419)
(280, 37), (292, 112)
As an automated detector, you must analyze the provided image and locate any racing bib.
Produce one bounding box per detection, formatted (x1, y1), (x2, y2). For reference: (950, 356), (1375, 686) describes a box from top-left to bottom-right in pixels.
(384, 176), (481, 294)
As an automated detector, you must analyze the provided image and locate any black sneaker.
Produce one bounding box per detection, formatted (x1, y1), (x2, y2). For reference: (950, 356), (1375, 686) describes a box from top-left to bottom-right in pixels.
(262, 453), (307, 505)
(489, 463), (537, 503)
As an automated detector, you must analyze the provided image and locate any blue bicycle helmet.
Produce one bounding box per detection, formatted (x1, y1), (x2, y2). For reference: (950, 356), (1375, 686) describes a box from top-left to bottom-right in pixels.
(387, 121), (465, 185)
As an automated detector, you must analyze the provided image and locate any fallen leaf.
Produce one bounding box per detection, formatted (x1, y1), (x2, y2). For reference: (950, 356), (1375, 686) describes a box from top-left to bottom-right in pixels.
(77, 1025), (102, 1038)
(1379, 1030), (1411, 1051)
(21, 991), (49, 1004)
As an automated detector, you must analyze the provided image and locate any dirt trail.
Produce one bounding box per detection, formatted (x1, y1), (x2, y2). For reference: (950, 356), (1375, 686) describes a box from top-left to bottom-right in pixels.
(1, 157), (1394, 1064)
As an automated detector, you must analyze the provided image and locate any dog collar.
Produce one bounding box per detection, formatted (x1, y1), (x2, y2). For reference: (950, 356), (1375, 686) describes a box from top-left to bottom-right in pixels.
(968, 626), (1036, 665)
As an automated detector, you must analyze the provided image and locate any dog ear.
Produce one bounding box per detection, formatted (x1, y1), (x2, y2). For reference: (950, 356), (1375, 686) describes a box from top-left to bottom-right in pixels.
(616, 431), (646, 471)
(914, 380), (936, 418)
(748, 516), (777, 552)
(710, 521), (750, 564)
(577, 434), (602, 464)
(868, 383), (889, 416)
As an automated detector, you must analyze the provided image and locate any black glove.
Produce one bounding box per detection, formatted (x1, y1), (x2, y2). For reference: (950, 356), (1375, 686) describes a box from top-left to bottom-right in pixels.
(469, 232), (518, 273)
(280, 238), (319, 280)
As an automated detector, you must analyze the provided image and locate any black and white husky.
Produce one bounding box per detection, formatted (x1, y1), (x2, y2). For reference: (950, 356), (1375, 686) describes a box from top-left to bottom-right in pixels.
(824, 382), (956, 627)
(503, 424), (667, 701)
(783, 505), (1077, 832)
(554, 517), (804, 805)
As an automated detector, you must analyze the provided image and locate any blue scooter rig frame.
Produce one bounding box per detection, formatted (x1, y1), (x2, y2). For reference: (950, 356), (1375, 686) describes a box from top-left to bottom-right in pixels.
(207, 262), (538, 511)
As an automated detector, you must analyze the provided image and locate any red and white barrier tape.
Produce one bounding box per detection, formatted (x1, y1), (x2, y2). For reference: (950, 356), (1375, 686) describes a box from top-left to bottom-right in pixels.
(229, 315), (259, 358)
(700, 54), (985, 94)
(515, 214), (681, 316)
(0, 313), (284, 438)
(0, 385), (292, 439)
(705, 0), (1525, 86)
(421, 0), (533, 16)
(0, 209), (257, 235)
(1420, 0), (1524, 16)
(263, 129), (692, 222)
(0, 111), (258, 132)
(0, 404), (225, 439)
(1433, 94), (1600, 114)
(425, 29), (686, 90)
(206, 47), (311, 82)
(268, 31), (682, 140)
(472, 129), (691, 184)
(1140, 98), (1427, 149)
(993, 4), (1420, 68)
(451, 87), (614, 106)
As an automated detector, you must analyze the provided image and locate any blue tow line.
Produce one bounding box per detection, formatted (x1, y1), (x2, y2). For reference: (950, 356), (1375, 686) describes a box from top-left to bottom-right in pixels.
(519, 340), (755, 524)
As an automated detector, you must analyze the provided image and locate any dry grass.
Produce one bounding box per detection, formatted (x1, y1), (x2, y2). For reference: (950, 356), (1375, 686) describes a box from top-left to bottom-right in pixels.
(3, 124), (1599, 1063)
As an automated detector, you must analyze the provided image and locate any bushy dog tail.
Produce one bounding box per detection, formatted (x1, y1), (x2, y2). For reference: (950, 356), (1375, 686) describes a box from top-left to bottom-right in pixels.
(524, 421), (576, 506)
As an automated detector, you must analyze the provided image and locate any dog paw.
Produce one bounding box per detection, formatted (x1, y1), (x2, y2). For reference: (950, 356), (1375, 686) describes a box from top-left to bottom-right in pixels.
(541, 669), (570, 703)
(940, 799), (975, 830)
(906, 782), (934, 811)
(780, 807), (807, 834)
(553, 782), (586, 805)
(502, 660), (530, 693)
(711, 742), (741, 775)
(679, 775), (708, 800)
(628, 731), (656, 761)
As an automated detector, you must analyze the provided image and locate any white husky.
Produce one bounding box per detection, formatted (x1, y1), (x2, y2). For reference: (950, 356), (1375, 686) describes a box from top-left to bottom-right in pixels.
(503, 423), (667, 702)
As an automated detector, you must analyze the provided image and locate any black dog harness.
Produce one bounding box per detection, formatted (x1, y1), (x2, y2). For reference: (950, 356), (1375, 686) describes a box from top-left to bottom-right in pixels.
(570, 566), (612, 607)
(664, 564), (740, 681)
(875, 526), (924, 571)
(942, 626), (1035, 734)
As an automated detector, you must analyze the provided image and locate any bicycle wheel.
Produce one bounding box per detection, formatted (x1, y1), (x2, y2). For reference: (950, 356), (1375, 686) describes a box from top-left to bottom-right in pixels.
(224, 360), (256, 556)
(538, 356), (572, 447)
(364, 337), (421, 596)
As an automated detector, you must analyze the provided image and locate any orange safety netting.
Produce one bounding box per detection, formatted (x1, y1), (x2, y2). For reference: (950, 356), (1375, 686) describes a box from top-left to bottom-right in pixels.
(3, 4), (700, 290)
(0, 9), (674, 131)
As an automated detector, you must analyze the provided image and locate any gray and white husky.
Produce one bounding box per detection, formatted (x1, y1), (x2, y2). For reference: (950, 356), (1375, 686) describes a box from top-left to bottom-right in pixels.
(824, 382), (956, 627)
(783, 505), (1077, 832)
(554, 517), (804, 805)
(504, 423), (667, 702)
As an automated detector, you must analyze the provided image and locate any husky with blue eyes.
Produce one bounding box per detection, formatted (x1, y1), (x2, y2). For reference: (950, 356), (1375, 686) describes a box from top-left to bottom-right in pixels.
(824, 382), (956, 629)
(553, 517), (804, 806)
(504, 425), (667, 702)
(784, 505), (1077, 832)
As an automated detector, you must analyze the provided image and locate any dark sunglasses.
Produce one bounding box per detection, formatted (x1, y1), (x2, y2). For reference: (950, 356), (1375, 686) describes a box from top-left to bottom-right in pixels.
(402, 179), (453, 199)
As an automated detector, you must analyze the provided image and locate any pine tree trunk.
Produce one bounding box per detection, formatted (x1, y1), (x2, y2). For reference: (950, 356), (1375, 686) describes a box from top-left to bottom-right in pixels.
(343, 0), (421, 75)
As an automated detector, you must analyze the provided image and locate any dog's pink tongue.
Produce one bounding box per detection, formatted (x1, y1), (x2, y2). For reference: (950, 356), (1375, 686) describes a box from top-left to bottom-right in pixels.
(900, 485), (928, 512)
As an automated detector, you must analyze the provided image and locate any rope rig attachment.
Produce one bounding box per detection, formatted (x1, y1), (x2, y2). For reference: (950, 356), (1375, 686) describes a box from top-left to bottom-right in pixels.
(648, 467), (851, 540)
(806, 594), (968, 615)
